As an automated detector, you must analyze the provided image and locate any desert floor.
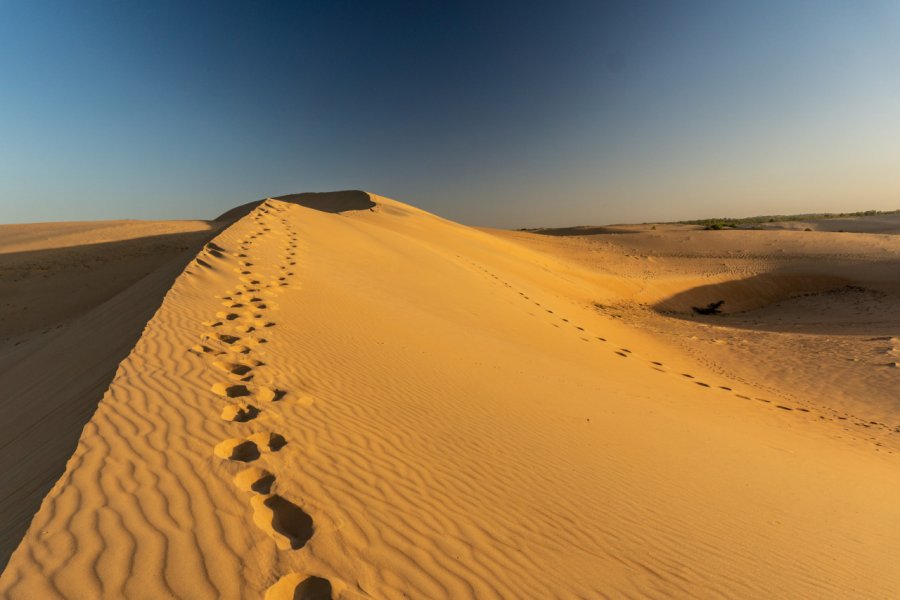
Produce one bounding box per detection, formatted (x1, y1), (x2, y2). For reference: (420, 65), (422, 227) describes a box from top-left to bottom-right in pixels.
(0, 192), (897, 599)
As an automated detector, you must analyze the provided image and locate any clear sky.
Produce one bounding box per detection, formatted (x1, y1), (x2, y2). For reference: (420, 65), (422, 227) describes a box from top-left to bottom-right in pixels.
(1, 1), (899, 227)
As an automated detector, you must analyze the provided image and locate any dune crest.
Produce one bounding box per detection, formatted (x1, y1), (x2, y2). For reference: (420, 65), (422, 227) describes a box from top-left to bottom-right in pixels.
(1, 194), (899, 598)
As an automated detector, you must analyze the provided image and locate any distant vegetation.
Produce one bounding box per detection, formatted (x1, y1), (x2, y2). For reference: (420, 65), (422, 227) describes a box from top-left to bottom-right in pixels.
(676, 209), (899, 231)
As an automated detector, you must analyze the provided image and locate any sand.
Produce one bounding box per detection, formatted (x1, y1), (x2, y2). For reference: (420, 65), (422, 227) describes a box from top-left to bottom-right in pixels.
(0, 219), (221, 566)
(494, 215), (900, 427)
(0, 193), (898, 598)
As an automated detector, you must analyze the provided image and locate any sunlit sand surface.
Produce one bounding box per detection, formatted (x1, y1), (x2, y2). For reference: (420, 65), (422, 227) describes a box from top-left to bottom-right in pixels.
(1, 193), (898, 598)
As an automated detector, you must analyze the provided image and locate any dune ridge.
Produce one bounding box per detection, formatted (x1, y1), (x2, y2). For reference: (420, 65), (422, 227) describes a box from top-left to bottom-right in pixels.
(1, 193), (899, 598)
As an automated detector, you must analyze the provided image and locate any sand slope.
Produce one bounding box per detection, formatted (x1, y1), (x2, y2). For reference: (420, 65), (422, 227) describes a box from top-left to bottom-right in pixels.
(2, 194), (899, 598)
(0, 220), (219, 566)
(494, 220), (900, 428)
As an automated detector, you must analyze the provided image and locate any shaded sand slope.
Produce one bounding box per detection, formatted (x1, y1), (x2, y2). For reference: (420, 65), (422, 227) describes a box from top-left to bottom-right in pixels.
(3, 195), (900, 598)
(0, 220), (219, 566)
(0, 220), (216, 341)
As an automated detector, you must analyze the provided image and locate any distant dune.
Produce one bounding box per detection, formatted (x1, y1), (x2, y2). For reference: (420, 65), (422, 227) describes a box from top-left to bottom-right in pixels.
(1, 194), (898, 598)
(496, 212), (900, 426)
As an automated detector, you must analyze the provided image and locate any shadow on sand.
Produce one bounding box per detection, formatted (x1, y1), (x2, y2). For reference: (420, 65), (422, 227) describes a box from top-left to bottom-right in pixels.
(215, 190), (375, 222)
(652, 265), (900, 336)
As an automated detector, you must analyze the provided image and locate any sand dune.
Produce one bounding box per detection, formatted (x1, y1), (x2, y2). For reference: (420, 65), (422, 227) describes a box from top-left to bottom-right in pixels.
(495, 218), (900, 427)
(0, 220), (220, 566)
(1, 194), (899, 598)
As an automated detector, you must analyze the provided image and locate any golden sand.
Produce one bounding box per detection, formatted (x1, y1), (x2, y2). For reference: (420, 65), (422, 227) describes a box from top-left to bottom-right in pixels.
(1, 193), (898, 598)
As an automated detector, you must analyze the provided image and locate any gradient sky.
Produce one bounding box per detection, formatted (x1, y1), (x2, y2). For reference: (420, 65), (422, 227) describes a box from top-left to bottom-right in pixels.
(1, 1), (899, 227)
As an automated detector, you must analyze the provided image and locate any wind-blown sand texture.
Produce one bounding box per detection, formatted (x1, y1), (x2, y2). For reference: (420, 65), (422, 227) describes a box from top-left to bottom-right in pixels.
(0, 219), (219, 565)
(1, 193), (898, 598)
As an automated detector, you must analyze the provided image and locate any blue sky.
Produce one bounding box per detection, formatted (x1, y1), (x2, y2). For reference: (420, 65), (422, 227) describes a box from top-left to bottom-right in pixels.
(1, 1), (898, 227)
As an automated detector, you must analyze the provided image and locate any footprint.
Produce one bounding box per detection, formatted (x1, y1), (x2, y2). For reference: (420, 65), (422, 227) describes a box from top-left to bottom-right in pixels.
(251, 495), (314, 550)
(212, 360), (253, 378)
(234, 466), (275, 494)
(248, 431), (287, 451)
(211, 383), (250, 397)
(214, 438), (260, 462)
(615, 351), (628, 358)
(256, 386), (284, 402)
(265, 574), (332, 600)
(221, 402), (258, 422)
(217, 333), (241, 344)
(215, 312), (239, 321)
